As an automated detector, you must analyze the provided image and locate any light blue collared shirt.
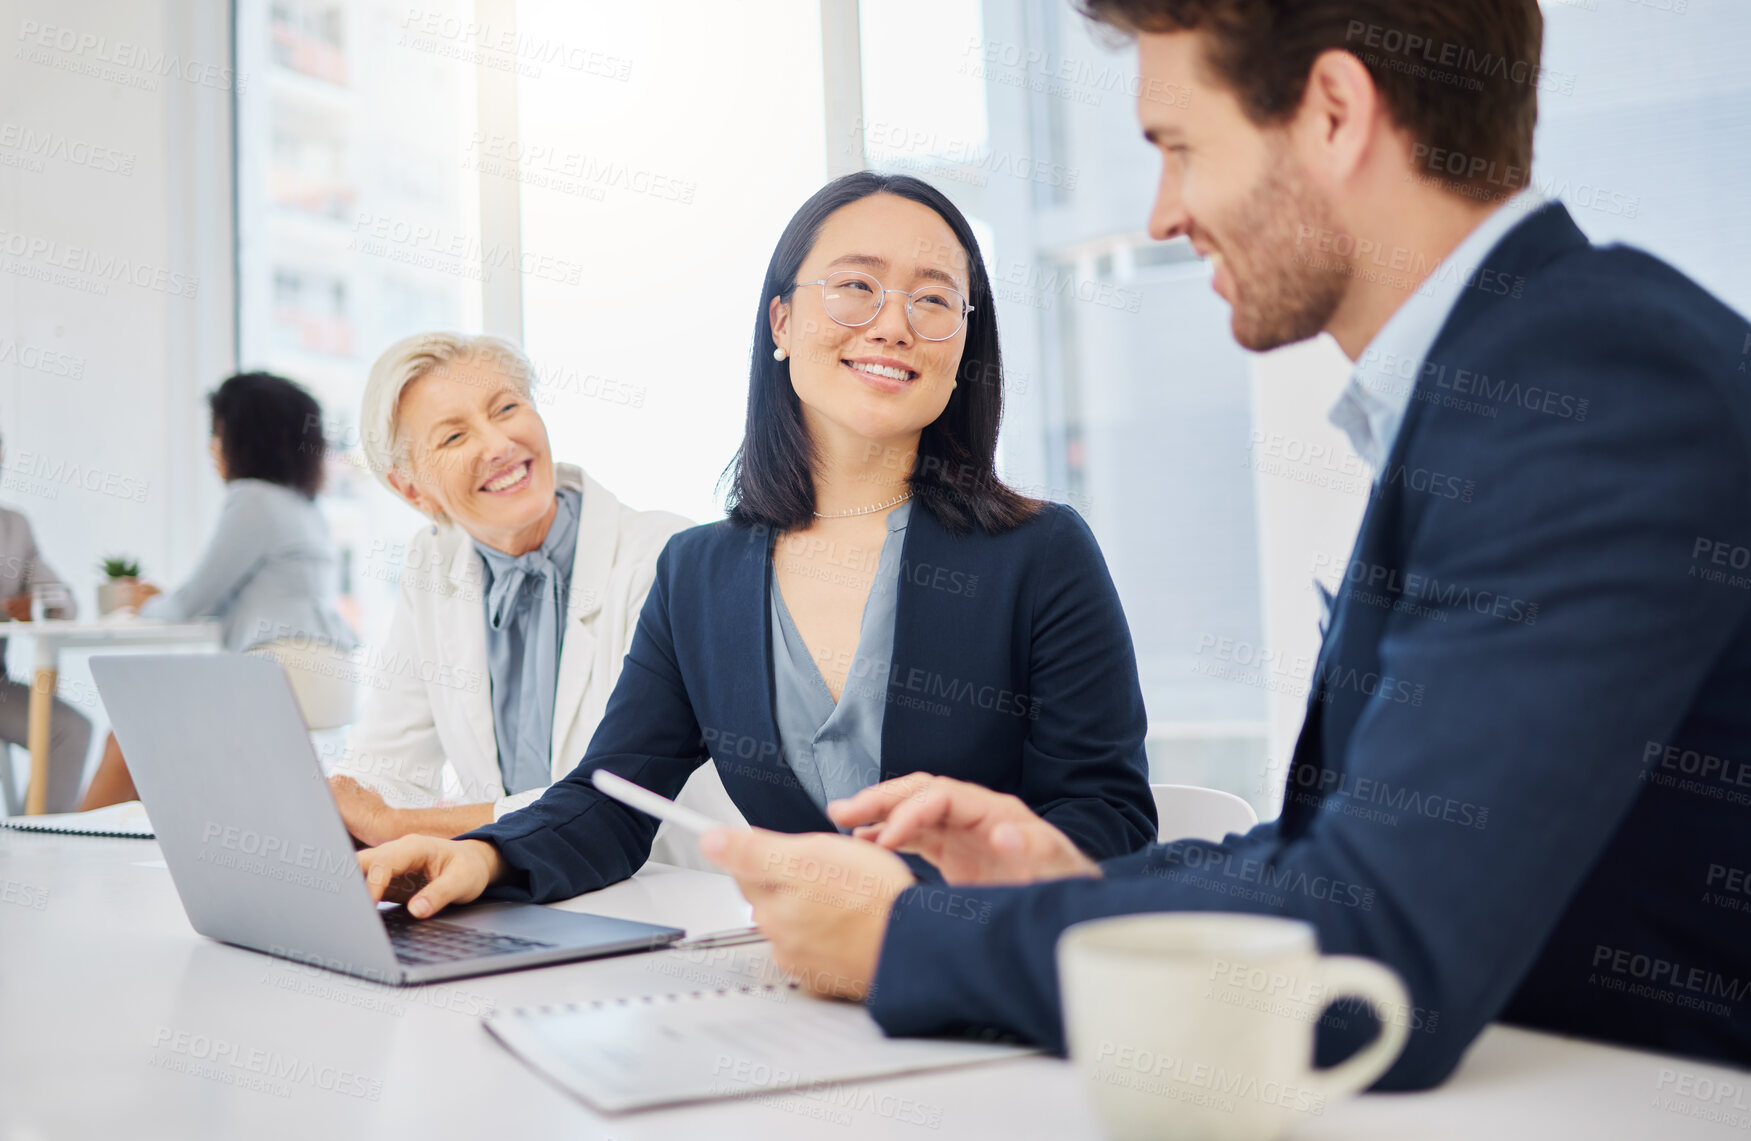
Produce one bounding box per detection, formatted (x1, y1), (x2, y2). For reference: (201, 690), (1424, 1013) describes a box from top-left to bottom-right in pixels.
(1328, 189), (1545, 475)
(474, 485), (581, 796)
(768, 499), (912, 817)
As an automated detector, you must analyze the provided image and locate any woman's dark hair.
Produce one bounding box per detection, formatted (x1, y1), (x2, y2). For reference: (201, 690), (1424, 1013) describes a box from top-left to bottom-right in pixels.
(208, 372), (326, 499)
(722, 172), (1039, 537)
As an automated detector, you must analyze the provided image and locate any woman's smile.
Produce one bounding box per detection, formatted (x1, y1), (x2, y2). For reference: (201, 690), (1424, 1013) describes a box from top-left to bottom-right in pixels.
(842, 355), (920, 394)
(479, 459), (533, 496)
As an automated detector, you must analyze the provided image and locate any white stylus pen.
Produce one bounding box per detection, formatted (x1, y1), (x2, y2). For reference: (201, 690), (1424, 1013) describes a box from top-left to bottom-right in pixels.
(591, 770), (740, 836)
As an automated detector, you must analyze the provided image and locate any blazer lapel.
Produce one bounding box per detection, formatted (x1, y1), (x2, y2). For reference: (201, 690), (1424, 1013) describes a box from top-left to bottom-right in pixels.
(550, 466), (610, 768)
(434, 529), (500, 780)
(1320, 203), (1588, 713)
(750, 523), (836, 829)
(877, 504), (928, 782)
(1282, 203), (1590, 832)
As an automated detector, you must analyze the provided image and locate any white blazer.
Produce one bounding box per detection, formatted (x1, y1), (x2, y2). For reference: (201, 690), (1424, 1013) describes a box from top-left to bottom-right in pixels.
(335, 463), (743, 868)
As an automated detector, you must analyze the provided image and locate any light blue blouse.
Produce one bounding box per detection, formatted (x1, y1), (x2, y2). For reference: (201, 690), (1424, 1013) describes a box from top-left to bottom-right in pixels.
(768, 499), (911, 816)
(474, 486), (581, 796)
(140, 479), (356, 653)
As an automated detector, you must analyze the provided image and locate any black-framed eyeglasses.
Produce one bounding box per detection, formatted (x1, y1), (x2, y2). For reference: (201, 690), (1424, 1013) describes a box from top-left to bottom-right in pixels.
(795, 269), (973, 341)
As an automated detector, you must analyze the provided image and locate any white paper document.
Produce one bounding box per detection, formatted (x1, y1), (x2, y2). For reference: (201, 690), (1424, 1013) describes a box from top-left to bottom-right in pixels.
(485, 984), (1038, 1113)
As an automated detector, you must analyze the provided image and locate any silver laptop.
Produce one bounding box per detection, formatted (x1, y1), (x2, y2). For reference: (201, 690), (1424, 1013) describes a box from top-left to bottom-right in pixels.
(91, 653), (684, 985)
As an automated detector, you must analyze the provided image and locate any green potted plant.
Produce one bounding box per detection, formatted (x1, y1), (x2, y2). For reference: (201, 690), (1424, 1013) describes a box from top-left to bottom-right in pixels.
(97, 555), (142, 616)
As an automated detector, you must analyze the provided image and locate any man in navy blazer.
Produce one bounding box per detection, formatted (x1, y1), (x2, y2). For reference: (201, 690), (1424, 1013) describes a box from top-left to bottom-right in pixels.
(703, 0), (1751, 1090)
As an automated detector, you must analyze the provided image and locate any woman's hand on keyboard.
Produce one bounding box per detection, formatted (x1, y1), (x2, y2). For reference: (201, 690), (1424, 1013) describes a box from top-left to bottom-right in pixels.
(356, 836), (503, 918)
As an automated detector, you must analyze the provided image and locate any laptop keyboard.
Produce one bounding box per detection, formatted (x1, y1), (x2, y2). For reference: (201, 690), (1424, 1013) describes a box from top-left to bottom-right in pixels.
(383, 910), (556, 965)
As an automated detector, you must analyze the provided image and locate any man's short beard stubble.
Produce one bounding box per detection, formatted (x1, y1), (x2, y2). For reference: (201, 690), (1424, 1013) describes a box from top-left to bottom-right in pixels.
(1221, 156), (1348, 353)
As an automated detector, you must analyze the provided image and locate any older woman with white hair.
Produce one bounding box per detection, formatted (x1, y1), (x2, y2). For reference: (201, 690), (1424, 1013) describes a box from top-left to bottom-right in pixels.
(327, 332), (739, 859)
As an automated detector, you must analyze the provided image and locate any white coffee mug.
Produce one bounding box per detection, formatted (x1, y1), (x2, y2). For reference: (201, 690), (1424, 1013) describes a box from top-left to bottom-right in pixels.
(1058, 913), (1411, 1141)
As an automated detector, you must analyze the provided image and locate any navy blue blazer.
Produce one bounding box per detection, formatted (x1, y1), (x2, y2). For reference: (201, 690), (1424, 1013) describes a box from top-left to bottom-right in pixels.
(461, 500), (1157, 900)
(866, 203), (1751, 1088)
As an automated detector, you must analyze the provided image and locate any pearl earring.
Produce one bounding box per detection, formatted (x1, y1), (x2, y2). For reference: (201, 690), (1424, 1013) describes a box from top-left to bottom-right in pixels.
(773, 347), (788, 362)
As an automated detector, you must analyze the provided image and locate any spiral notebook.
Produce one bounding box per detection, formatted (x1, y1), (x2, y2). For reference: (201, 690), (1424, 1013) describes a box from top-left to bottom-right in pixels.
(485, 983), (1038, 1114)
(0, 800), (154, 837)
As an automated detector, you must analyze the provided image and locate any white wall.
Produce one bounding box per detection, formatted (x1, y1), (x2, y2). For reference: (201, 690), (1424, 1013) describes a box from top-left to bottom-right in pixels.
(1247, 337), (1368, 816)
(0, 0), (235, 781)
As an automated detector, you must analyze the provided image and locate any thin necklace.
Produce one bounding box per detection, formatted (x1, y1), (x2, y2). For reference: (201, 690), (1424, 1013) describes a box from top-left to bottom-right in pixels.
(813, 490), (913, 519)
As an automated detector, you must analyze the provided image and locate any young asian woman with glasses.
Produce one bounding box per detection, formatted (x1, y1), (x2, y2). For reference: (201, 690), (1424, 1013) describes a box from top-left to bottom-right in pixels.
(352, 172), (1159, 915)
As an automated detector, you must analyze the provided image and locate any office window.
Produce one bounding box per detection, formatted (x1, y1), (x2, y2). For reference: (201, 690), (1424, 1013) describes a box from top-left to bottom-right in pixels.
(512, 1), (829, 524)
(858, 0), (989, 182)
(236, 0), (485, 639)
(1532, 0), (1751, 311)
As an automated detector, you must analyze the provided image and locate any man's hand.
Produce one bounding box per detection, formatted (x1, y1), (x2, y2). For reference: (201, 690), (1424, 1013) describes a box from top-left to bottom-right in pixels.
(355, 835), (502, 918)
(700, 828), (915, 1000)
(329, 775), (404, 848)
(125, 581), (162, 610)
(2, 594), (29, 621)
(828, 774), (1102, 886)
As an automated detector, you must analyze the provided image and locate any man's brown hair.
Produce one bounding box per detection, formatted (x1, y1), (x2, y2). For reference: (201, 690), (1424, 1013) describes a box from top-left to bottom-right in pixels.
(1078, 0), (1543, 201)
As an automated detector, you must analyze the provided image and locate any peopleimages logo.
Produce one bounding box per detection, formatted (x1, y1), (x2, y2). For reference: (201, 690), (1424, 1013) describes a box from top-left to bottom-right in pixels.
(1590, 944), (1748, 1015)
(0, 227), (198, 298)
(149, 1027), (383, 1101)
(1342, 20), (1574, 95)
(3, 451), (148, 502)
(857, 120), (1079, 191)
(464, 133), (696, 204)
(0, 337), (85, 378)
(1328, 560), (1537, 626)
(1284, 766), (1490, 830)
(349, 213), (585, 286)
(15, 20), (247, 93)
(398, 9), (632, 81)
(1092, 1041), (1327, 1117)
(0, 122), (136, 175)
(199, 822), (353, 876)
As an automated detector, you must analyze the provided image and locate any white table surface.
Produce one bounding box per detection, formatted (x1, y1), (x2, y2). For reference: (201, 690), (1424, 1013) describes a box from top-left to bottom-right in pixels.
(4, 617), (221, 664)
(1, 830), (1746, 1140)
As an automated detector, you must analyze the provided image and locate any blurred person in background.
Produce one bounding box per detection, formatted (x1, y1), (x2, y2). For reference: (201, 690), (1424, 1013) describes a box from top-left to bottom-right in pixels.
(81, 372), (358, 809)
(0, 429), (91, 813)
